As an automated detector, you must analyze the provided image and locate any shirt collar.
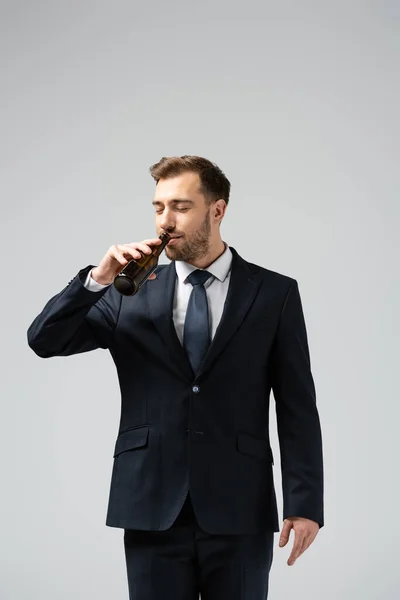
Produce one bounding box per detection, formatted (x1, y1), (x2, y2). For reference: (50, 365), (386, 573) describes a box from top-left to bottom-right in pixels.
(174, 241), (232, 284)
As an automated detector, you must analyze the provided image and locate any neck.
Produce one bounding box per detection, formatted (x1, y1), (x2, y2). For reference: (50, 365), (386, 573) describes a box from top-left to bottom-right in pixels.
(189, 239), (226, 269)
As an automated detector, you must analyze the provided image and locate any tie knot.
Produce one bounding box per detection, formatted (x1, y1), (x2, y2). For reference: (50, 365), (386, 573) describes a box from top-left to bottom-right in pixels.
(186, 269), (213, 287)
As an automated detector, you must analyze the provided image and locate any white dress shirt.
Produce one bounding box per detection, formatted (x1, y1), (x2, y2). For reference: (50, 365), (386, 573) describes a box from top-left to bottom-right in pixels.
(84, 242), (233, 344)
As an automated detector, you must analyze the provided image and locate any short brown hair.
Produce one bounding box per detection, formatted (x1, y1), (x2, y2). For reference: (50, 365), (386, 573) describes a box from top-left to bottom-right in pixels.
(149, 155), (230, 206)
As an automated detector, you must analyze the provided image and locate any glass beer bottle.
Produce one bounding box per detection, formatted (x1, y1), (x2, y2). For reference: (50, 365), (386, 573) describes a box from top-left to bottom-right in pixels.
(113, 232), (171, 296)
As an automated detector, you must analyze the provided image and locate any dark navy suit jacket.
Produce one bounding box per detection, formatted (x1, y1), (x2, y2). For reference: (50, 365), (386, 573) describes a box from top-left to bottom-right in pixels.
(27, 245), (324, 534)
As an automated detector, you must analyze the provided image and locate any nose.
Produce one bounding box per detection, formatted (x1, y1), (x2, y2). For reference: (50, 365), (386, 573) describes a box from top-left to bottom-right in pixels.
(156, 208), (178, 237)
(159, 221), (176, 235)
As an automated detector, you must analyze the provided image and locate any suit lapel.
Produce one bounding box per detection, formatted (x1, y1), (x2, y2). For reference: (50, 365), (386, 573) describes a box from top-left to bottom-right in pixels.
(195, 246), (261, 379)
(146, 259), (194, 381)
(146, 245), (262, 381)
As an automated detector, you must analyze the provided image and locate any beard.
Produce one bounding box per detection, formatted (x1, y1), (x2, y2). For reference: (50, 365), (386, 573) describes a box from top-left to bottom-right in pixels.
(164, 208), (211, 262)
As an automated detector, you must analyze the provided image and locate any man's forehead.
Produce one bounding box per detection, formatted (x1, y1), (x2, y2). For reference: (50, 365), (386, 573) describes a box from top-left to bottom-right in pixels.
(153, 175), (202, 204)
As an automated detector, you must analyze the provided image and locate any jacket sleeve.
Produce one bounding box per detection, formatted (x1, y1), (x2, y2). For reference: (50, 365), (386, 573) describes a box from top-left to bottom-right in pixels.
(270, 278), (324, 528)
(27, 264), (122, 358)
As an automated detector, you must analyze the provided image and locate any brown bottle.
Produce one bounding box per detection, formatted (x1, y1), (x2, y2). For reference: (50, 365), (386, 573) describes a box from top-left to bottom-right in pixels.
(113, 232), (171, 296)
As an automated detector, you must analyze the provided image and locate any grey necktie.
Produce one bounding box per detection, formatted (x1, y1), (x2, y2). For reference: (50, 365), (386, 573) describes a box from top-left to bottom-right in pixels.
(183, 269), (213, 374)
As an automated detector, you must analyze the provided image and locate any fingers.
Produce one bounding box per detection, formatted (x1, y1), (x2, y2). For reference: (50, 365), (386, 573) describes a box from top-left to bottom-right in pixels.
(289, 532), (314, 565)
(279, 519), (292, 547)
(279, 520), (304, 565)
(282, 522), (316, 566)
(108, 245), (131, 265)
(106, 238), (163, 275)
(287, 531), (306, 566)
(111, 240), (159, 263)
(126, 238), (162, 257)
(299, 533), (312, 556)
(279, 519), (309, 566)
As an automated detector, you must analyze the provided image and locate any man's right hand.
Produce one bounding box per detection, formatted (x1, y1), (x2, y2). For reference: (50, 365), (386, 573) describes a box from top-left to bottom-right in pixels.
(91, 238), (163, 285)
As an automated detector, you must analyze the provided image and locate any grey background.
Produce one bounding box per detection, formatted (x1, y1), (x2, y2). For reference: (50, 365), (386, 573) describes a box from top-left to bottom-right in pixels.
(1, 1), (399, 598)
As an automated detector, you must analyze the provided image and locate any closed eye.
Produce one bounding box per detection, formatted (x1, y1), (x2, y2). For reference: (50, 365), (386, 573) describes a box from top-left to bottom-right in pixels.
(156, 208), (190, 213)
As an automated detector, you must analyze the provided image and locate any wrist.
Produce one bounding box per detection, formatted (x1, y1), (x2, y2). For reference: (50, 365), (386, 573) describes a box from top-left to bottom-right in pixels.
(91, 268), (113, 286)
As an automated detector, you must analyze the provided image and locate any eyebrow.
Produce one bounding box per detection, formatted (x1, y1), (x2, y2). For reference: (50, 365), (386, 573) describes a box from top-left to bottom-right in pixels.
(151, 198), (195, 206)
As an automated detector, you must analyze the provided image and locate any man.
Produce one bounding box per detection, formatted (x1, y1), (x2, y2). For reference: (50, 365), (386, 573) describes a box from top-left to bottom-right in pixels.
(27, 155), (324, 599)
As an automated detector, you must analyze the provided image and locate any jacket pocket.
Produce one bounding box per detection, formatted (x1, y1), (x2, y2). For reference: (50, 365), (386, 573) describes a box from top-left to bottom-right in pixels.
(237, 431), (274, 463)
(113, 425), (149, 457)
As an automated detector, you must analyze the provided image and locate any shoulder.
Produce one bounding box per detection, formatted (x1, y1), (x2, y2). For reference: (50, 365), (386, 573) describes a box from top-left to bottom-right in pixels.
(230, 246), (296, 293)
(246, 258), (297, 294)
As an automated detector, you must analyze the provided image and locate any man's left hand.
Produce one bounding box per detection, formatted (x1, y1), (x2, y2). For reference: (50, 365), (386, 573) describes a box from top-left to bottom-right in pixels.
(279, 517), (320, 566)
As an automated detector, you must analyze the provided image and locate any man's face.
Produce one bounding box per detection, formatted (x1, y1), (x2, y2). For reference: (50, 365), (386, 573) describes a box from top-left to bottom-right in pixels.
(153, 172), (213, 262)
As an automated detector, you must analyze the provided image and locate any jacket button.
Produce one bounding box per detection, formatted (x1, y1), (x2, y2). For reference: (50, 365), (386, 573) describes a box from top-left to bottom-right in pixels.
(192, 385), (200, 393)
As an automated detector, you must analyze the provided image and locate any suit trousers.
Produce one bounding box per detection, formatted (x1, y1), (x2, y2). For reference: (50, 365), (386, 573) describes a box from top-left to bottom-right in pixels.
(123, 491), (275, 599)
